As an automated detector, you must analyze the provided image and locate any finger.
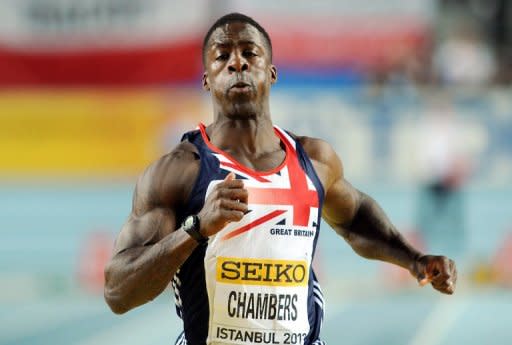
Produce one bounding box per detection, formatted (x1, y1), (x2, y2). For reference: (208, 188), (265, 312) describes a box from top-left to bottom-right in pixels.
(431, 270), (455, 285)
(431, 270), (456, 291)
(224, 172), (235, 181)
(219, 188), (249, 202)
(422, 258), (443, 282)
(220, 199), (249, 213)
(429, 259), (454, 284)
(416, 268), (432, 286)
(446, 280), (455, 294)
(433, 280), (455, 294)
(418, 276), (432, 287)
(444, 281), (455, 294)
(221, 209), (245, 222)
(222, 178), (245, 189)
(432, 276), (453, 290)
(219, 172), (243, 189)
(436, 257), (452, 277)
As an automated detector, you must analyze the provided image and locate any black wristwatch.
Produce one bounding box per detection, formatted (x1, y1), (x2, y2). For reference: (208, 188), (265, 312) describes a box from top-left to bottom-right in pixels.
(182, 215), (208, 244)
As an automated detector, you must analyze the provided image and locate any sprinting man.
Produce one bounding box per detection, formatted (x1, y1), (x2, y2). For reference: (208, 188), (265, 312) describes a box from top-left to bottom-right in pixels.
(104, 13), (457, 345)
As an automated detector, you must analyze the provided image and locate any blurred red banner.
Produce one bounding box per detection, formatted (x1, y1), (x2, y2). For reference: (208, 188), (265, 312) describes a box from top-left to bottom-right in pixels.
(0, 40), (202, 86)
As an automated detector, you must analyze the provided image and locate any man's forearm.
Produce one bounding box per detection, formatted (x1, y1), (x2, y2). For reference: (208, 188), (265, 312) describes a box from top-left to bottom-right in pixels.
(104, 228), (197, 314)
(341, 193), (423, 274)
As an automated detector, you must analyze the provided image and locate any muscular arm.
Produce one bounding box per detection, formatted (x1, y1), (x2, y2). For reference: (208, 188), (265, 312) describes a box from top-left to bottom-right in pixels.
(324, 177), (422, 272)
(104, 143), (201, 314)
(104, 142), (249, 314)
(301, 137), (456, 294)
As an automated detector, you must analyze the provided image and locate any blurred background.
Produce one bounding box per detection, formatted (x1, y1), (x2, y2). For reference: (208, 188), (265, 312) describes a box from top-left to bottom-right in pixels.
(1, 0), (511, 344)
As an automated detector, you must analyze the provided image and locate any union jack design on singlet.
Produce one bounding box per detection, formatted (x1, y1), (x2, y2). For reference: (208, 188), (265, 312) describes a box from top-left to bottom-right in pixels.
(173, 123), (325, 345)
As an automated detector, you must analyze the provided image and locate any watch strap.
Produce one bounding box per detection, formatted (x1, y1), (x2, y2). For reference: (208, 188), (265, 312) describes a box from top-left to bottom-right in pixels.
(183, 215), (208, 244)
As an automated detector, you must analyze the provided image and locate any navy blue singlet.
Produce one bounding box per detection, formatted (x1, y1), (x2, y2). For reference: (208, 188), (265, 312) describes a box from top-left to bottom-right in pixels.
(172, 124), (326, 345)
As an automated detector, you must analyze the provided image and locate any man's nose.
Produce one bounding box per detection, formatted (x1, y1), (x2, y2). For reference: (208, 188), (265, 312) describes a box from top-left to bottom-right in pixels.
(228, 53), (248, 73)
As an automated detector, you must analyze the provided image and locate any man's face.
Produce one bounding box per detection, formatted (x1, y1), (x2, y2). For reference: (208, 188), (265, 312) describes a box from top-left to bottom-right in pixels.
(203, 22), (277, 118)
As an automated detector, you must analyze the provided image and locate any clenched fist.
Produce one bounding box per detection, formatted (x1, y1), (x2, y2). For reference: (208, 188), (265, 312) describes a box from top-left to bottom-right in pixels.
(197, 172), (249, 237)
(412, 255), (457, 294)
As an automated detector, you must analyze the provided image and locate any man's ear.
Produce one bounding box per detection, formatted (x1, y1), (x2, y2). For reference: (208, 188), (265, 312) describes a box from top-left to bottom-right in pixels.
(202, 72), (210, 91)
(270, 65), (277, 85)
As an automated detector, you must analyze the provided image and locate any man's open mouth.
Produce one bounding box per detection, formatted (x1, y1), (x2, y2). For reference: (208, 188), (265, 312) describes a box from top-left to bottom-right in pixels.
(231, 82), (251, 89)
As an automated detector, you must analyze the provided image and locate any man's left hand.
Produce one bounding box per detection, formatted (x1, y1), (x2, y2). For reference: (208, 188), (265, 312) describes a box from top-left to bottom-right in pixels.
(413, 255), (457, 294)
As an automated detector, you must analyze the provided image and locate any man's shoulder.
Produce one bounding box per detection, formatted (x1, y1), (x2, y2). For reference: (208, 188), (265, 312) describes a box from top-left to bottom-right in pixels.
(135, 141), (201, 210)
(162, 140), (200, 165)
(148, 140), (200, 177)
(291, 133), (344, 189)
(291, 134), (337, 166)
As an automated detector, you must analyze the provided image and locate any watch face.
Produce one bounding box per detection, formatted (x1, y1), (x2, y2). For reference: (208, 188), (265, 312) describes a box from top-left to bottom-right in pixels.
(184, 216), (194, 229)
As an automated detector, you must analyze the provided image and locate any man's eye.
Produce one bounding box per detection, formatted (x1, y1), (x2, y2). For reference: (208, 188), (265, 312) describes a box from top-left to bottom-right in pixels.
(216, 54), (229, 61)
(243, 51), (257, 57)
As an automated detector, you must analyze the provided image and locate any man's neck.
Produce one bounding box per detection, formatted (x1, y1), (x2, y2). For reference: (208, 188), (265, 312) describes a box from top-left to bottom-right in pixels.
(208, 115), (280, 158)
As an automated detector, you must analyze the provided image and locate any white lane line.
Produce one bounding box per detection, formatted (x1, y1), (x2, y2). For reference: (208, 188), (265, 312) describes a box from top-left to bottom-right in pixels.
(408, 296), (467, 345)
(74, 306), (178, 345)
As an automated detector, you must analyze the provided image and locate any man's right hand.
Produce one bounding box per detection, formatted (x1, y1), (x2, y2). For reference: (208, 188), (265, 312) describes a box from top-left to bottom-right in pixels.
(197, 172), (249, 237)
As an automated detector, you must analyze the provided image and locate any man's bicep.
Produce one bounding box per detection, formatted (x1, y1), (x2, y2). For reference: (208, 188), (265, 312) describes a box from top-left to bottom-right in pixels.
(112, 141), (199, 255)
(300, 136), (362, 234)
(322, 176), (361, 235)
(113, 207), (177, 255)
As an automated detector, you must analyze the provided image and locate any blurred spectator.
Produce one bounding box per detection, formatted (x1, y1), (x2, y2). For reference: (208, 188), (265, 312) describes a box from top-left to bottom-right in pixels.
(415, 94), (471, 260)
(433, 22), (497, 86)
